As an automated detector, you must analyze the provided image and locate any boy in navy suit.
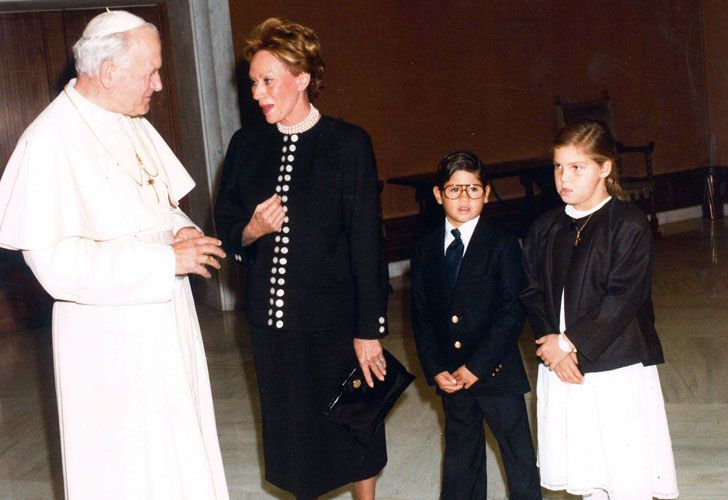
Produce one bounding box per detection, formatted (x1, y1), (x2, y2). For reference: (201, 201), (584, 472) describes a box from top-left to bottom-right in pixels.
(411, 151), (541, 499)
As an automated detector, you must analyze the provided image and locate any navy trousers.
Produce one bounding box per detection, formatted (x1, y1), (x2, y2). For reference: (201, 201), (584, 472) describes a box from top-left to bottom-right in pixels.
(440, 390), (541, 500)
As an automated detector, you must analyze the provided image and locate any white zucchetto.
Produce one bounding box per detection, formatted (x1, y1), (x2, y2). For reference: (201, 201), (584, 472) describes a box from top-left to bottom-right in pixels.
(82, 10), (146, 38)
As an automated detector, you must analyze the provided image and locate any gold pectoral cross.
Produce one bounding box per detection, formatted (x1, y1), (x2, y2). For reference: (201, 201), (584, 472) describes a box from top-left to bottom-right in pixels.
(135, 151), (160, 202)
(146, 176), (160, 202)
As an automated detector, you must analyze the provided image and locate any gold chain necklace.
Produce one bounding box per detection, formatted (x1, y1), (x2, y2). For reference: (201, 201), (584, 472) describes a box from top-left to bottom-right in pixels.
(572, 212), (595, 246)
(63, 85), (160, 202)
(124, 117), (160, 199)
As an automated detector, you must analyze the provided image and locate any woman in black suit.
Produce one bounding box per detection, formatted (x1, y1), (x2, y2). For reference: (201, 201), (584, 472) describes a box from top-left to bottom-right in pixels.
(215, 18), (389, 500)
(520, 120), (678, 499)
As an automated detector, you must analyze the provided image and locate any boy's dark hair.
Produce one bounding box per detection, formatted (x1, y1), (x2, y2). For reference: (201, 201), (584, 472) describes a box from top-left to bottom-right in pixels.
(435, 151), (485, 189)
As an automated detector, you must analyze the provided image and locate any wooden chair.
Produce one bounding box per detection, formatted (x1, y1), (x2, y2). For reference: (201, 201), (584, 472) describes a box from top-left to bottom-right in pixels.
(555, 91), (660, 237)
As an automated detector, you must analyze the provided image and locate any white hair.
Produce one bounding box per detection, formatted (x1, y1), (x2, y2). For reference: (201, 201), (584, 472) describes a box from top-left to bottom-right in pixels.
(72, 23), (158, 76)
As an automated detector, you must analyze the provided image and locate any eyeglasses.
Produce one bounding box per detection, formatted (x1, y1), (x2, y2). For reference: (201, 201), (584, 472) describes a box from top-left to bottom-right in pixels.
(441, 184), (485, 200)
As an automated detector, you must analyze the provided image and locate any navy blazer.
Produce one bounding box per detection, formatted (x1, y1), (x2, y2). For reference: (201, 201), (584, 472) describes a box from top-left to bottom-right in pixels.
(520, 198), (664, 373)
(411, 218), (530, 396)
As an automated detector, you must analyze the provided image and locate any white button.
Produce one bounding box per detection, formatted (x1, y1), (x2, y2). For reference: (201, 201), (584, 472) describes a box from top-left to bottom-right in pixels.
(283, 226), (290, 233)
(289, 144), (296, 152)
(286, 165), (293, 172)
(454, 341), (462, 349)
(282, 185), (290, 192)
(269, 298), (274, 305)
(284, 216), (289, 223)
(275, 299), (284, 307)
(274, 246), (280, 253)
(277, 175), (283, 182)
(282, 237), (289, 244)
(284, 174), (291, 181)
(275, 185), (281, 193)
(268, 319), (273, 326)
(277, 278), (285, 285)
(268, 309), (273, 316)
(270, 277), (276, 284)
(281, 155), (285, 162)
(275, 236), (281, 242)
(280, 258), (288, 265)
(379, 326), (385, 333)
(451, 315), (460, 324)
(276, 320), (284, 328)
(282, 146), (287, 152)
(279, 267), (286, 275)
(281, 247), (289, 254)
(273, 257), (278, 264)
(282, 195), (288, 202)
(291, 134), (299, 142)
(275, 310), (283, 318)
(283, 206), (288, 212)
(287, 154), (294, 162)
(270, 287), (275, 295)
(276, 289), (285, 297)
(271, 267), (277, 274)
(280, 165), (285, 172)
(283, 135), (288, 142)
(379, 317), (385, 324)
(235, 254), (241, 261)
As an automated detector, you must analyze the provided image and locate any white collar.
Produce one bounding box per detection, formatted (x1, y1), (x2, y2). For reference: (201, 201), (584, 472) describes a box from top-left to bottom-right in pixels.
(64, 78), (125, 124)
(444, 215), (480, 254)
(565, 196), (612, 219)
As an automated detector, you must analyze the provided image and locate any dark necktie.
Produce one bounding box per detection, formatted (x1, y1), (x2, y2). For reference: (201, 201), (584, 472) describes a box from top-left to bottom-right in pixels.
(445, 228), (464, 286)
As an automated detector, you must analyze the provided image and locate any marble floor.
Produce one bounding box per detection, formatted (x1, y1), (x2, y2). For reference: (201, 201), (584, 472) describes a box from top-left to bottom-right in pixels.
(1, 217), (727, 499)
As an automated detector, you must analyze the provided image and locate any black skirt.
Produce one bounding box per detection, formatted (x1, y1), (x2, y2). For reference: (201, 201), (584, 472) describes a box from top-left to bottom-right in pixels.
(250, 325), (387, 497)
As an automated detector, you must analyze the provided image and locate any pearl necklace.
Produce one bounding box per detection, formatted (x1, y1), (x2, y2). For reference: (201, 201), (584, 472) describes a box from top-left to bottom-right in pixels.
(276, 104), (321, 135)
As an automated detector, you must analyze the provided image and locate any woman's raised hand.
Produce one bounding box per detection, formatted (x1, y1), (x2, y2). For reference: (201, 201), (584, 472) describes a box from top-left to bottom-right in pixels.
(242, 194), (285, 246)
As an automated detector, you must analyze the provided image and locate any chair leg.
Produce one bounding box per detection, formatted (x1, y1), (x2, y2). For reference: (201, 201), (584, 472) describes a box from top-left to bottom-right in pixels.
(648, 195), (661, 238)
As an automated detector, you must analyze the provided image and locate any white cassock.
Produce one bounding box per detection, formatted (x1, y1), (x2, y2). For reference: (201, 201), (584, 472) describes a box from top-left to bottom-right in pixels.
(0, 80), (229, 500)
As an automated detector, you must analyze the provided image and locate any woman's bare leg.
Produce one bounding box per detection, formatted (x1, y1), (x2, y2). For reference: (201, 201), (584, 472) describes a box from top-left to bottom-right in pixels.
(354, 477), (376, 500)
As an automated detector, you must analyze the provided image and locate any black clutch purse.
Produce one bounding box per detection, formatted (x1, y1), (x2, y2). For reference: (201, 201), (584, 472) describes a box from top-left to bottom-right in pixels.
(325, 349), (415, 444)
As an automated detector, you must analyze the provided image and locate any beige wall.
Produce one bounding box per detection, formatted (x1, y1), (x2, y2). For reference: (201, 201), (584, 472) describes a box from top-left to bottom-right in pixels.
(229, 0), (709, 219)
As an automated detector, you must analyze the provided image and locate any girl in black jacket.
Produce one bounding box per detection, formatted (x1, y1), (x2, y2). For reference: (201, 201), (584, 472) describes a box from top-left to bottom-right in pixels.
(520, 120), (678, 499)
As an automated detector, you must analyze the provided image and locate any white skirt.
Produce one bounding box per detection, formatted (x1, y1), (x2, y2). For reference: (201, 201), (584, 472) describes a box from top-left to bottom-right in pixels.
(536, 363), (679, 499)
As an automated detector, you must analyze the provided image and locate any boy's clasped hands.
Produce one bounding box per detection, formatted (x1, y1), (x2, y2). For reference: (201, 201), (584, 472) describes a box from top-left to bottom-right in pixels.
(434, 366), (479, 393)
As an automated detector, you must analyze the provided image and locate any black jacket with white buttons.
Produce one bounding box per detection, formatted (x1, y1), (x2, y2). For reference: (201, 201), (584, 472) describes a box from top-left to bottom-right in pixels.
(215, 116), (389, 339)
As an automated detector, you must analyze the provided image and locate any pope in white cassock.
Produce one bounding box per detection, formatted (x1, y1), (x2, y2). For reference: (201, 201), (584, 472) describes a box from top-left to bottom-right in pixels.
(0, 10), (229, 499)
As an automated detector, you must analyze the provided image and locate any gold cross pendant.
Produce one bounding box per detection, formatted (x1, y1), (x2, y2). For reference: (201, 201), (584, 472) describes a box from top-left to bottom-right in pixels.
(147, 178), (159, 202)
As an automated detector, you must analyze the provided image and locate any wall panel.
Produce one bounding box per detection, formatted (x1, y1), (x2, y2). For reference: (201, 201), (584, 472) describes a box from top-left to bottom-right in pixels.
(228, 0), (708, 219)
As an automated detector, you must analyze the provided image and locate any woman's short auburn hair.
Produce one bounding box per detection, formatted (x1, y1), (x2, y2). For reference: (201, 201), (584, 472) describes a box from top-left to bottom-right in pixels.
(243, 17), (325, 100)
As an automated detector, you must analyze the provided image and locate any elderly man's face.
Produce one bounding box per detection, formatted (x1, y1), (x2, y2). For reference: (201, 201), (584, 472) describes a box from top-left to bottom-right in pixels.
(110, 27), (163, 116)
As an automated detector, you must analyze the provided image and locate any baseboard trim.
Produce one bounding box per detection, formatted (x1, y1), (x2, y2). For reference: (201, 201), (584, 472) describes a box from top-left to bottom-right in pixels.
(656, 205), (702, 225)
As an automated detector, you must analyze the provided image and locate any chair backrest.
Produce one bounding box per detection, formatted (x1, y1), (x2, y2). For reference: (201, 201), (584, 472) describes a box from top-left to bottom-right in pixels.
(553, 91), (660, 237)
(555, 90), (616, 132)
